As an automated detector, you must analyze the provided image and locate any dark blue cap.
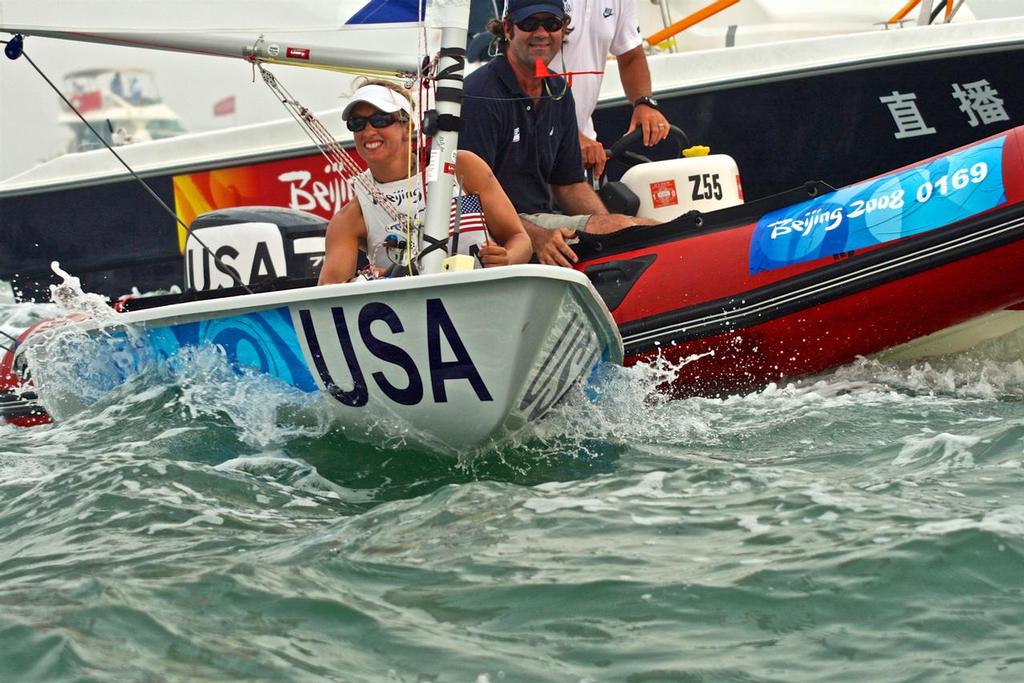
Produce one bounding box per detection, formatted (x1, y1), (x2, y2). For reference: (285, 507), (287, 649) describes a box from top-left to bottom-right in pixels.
(505, 0), (565, 22)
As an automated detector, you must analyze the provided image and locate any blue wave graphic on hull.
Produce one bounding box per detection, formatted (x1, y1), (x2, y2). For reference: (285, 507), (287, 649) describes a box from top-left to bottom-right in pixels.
(147, 307), (316, 392)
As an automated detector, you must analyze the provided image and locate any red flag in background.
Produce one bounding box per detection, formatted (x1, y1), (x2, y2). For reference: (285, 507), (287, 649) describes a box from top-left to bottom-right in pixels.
(213, 95), (236, 117)
(70, 90), (102, 113)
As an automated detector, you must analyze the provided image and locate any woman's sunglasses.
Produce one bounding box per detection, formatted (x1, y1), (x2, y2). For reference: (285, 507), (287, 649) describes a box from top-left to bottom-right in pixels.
(514, 15), (565, 33)
(346, 112), (402, 132)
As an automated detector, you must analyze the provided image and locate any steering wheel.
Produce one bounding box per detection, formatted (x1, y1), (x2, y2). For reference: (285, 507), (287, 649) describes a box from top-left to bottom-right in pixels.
(586, 123), (694, 220)
(604, 124), (692, 170)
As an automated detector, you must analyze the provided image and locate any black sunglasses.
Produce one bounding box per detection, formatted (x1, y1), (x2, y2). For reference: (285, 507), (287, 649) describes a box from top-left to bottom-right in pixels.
(346, 111), (402, 132)
(514, 15), (565, 33)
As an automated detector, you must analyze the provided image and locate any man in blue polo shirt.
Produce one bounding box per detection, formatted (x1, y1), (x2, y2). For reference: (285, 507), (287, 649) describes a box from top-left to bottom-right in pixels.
(460, 0), (652, 267)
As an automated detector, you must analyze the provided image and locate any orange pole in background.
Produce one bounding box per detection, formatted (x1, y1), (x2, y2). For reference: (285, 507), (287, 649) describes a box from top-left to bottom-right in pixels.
(944, 0), (955, 22)
(646, 0), (741, 47)
(887, 0), (922, 24)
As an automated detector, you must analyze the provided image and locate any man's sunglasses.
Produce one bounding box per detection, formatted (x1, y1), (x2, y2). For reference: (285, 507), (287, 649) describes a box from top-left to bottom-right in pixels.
(514, 15), (565, 33)
(346, 112), (403, 132)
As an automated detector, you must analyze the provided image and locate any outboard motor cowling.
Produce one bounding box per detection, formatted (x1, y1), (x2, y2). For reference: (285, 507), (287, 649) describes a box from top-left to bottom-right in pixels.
(599, 127), (745, 224)
(619, 153), (744, 223)
(184, 206), (328, 291)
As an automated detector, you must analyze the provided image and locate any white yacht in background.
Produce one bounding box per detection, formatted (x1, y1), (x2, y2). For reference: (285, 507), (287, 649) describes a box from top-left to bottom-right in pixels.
(59, 68), (186, 152)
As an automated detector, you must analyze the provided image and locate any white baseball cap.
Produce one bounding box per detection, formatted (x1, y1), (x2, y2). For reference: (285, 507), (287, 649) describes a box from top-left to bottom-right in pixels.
(342, 84), (413, 120)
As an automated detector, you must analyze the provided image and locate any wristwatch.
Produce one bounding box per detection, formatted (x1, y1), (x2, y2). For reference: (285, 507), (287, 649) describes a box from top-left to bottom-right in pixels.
(633, 95), (660, 110)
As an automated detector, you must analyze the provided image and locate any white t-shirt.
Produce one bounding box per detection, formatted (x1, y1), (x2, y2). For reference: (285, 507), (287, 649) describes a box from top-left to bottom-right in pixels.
(549, 0), (642, 140)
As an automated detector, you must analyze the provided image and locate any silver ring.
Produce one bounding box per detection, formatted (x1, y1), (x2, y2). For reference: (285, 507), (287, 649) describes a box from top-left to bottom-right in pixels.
(657, 123), (666, 127)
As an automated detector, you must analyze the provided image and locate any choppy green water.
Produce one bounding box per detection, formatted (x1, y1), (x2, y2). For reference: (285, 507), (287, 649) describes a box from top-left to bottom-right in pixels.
(4, 296), (1024, 682)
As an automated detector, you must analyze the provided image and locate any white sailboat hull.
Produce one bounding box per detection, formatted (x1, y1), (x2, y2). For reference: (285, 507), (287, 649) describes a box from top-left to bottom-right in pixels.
(16, 266), (622, 450)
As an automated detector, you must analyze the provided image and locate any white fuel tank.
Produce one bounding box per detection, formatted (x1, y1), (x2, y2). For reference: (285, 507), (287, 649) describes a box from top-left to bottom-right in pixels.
(620, 152), (744, 222)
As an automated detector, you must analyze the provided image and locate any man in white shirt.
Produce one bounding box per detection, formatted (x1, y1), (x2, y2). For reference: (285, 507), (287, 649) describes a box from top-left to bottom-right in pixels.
(550, 0), (670, 177)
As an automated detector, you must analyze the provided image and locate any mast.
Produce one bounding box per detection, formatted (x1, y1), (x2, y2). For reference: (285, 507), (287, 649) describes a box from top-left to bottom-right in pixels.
(0, 29), (420, 75)
(420, 0), (470, 275)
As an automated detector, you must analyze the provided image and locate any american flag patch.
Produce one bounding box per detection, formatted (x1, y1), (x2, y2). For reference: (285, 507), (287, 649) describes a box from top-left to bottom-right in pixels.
(448, 194), (488, 237)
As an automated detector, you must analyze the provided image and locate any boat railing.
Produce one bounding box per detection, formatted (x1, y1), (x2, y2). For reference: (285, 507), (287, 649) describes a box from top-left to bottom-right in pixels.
(647, 0), (740, 52)
(645, 0), (967, 52)
(886, 0), (964, 26)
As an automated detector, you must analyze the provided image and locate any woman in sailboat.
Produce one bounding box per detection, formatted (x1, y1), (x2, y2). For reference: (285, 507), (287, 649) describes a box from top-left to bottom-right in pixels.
(318, 80), (532, 285)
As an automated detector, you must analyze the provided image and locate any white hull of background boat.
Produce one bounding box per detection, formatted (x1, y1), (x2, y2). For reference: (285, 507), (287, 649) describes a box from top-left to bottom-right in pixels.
(9, 266), (623, 449)
(875, 309), (1024, 362)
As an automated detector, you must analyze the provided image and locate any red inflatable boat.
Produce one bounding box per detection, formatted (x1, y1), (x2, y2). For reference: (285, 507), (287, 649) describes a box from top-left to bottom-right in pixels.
(576, 126), (1024, 395)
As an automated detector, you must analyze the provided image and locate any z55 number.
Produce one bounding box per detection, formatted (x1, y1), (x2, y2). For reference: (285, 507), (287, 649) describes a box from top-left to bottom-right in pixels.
(690, 173), (723, 201)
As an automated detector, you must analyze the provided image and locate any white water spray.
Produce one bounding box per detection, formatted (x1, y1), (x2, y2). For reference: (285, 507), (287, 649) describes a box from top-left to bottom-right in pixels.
(48, 261), (120, 323)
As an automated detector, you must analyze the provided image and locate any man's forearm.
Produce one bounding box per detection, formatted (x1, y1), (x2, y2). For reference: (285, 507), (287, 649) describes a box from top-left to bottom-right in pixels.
(551, 182), (609, 216)
(617, 46), (653, 103)
(521, 219), (549, 243)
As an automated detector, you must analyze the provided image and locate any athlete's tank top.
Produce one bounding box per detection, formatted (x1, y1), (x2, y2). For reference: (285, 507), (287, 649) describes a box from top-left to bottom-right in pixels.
(352, 170), (489, 270)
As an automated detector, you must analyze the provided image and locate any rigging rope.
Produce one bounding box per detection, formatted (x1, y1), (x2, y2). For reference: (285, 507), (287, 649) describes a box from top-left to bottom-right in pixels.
(0, 326), (19, 353)
(257, 62), (446, 276)
(257, 64), (407, 224)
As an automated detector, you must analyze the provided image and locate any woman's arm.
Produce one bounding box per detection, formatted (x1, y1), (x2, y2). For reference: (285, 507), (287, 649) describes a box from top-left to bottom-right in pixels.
(455, 150), (532, 267)
(318, 200), (368, 285)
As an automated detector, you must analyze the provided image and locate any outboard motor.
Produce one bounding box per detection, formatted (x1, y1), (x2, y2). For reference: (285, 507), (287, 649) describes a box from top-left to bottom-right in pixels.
(184, 206), (328, 291)
(0, 319), (63, 427)
(0, 368), (47, 427)
(599, 126), (744, 222)
(0, 356), (45, 427)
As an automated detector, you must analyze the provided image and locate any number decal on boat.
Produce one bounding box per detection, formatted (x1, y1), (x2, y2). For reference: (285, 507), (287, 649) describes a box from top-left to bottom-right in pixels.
(689, 173), (723, 201)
